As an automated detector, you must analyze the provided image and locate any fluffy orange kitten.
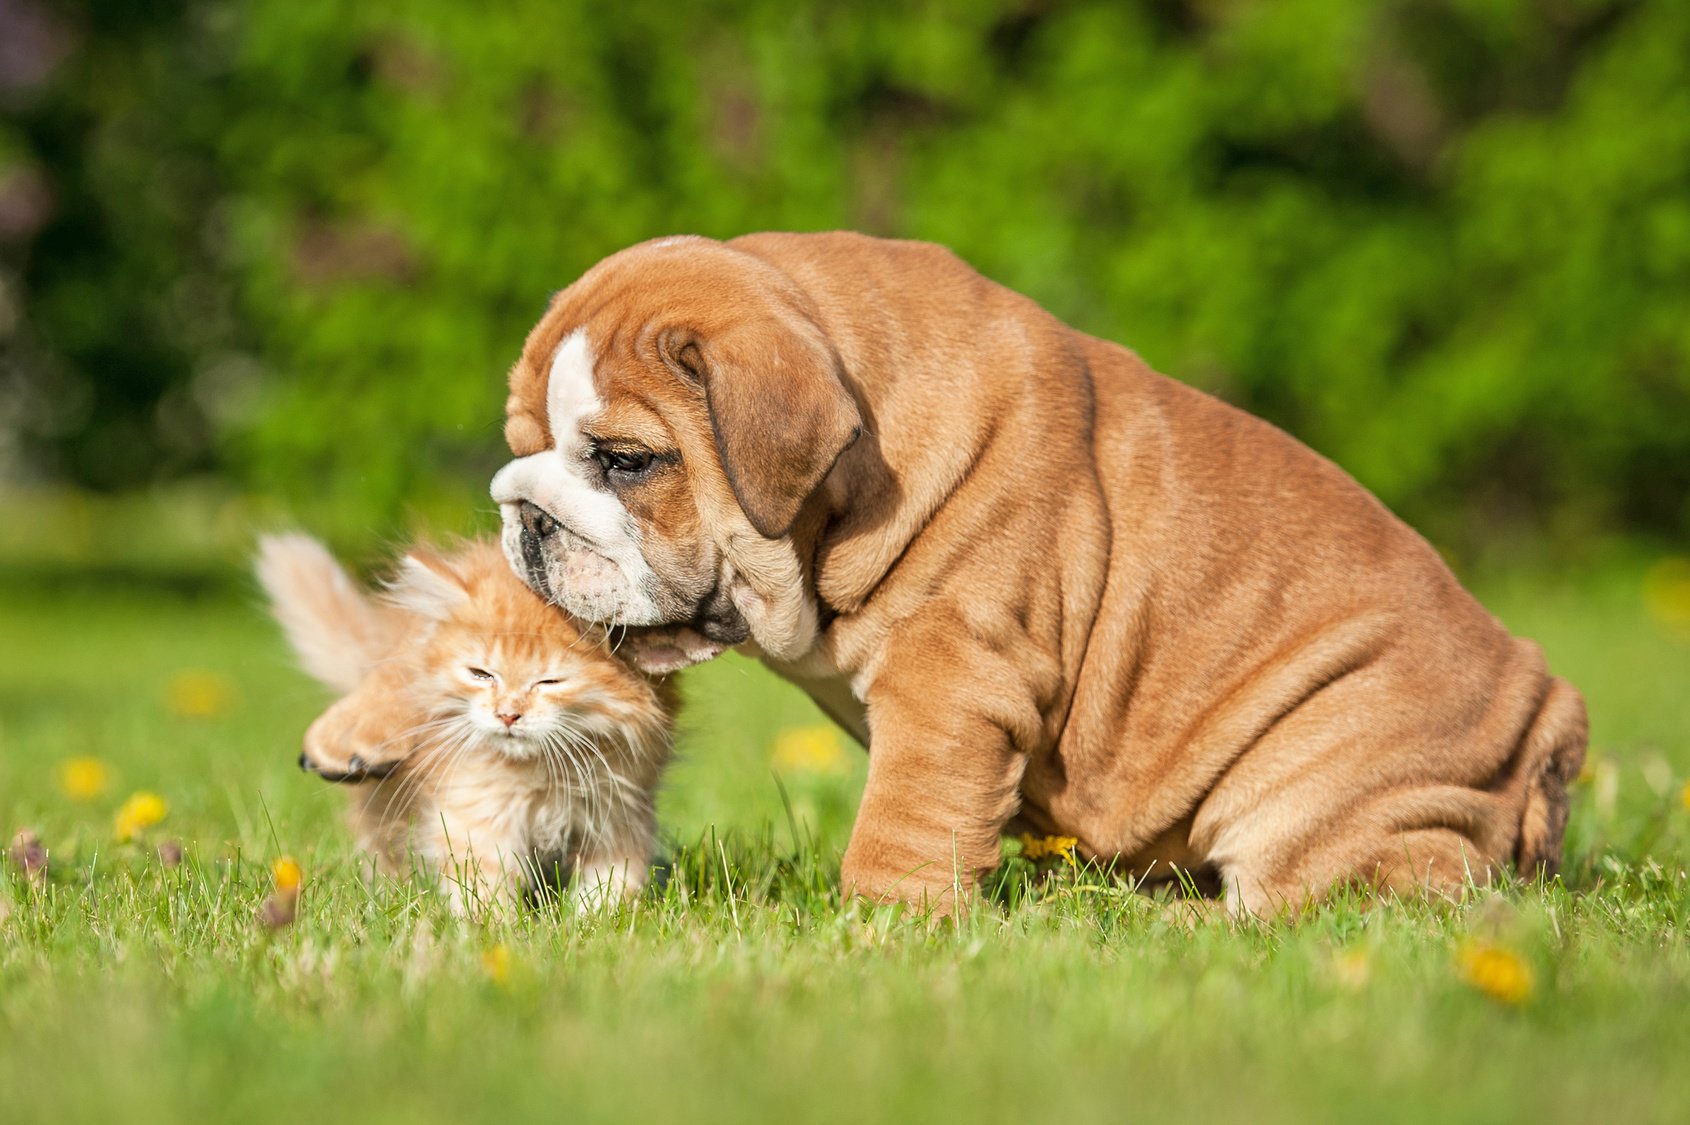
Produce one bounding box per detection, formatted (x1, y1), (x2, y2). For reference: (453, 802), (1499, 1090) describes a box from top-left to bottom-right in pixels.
(257, 534), (676, 913)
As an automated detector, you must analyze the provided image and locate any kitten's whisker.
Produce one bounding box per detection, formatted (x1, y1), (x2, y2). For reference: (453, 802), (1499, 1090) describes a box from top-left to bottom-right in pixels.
(362, 714), (464, 764)
(544, 728), (621, 849)
(394, 733), (477, 834)
(381, 721), (481, 821)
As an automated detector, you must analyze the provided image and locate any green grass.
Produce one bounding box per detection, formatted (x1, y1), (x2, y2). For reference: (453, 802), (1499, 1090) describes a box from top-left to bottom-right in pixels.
(4, 536), (1690, 1124)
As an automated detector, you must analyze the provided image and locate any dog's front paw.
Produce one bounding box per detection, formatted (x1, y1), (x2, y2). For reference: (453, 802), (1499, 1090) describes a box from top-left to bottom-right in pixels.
(839, 844), (975, 918)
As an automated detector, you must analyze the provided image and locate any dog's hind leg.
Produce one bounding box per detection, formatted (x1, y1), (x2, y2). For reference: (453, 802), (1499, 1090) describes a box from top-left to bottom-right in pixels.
(1222, 819), (1500, 918)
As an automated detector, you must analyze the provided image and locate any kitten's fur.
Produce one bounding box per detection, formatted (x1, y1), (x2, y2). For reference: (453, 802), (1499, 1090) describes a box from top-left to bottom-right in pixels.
(257, 534), (676, 913)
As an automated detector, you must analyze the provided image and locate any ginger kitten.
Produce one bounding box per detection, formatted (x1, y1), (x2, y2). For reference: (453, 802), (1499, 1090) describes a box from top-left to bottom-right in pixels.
(258, 534), (676, 913)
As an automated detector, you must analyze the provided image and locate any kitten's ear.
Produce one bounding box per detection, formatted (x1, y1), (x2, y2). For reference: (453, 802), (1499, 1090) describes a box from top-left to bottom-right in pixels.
(386, 550), (468, 621)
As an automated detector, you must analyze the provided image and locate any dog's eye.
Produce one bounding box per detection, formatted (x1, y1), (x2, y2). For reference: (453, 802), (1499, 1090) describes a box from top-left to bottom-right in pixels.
(466, 667), (495, 682)
(594, 447), (653, 476)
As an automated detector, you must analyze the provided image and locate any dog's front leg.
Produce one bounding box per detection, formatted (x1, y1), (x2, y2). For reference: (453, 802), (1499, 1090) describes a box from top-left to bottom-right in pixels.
(840, 620), (1038, 914)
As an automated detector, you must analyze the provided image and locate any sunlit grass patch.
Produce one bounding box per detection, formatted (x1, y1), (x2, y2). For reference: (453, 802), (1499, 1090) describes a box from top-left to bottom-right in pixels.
(1, 557), (1688, 1125)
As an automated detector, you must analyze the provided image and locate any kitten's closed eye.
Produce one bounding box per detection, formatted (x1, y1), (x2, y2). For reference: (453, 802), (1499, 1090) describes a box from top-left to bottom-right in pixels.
(466, 667), (496, 682)
(533, 677), (563, 687)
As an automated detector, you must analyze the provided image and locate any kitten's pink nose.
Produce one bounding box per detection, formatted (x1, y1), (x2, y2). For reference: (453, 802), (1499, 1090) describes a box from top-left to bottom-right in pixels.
(497, 711), (521, 729)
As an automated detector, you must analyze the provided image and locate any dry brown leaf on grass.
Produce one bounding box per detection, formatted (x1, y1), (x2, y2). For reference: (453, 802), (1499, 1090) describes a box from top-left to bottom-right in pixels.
(7, 829), (48, 886)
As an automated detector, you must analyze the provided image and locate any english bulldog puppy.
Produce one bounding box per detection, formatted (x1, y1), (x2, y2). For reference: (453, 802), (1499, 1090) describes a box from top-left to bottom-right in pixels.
(490, 231), (1587, 915)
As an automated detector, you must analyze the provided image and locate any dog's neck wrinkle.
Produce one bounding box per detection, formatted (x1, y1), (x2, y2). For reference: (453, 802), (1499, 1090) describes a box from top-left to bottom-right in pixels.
(800, 512), (843, 634)
(810, 404), (997, 618)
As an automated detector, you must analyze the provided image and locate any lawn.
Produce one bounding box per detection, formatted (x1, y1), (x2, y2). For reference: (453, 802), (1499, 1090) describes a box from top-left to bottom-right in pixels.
(3, 499), (1689, 1124)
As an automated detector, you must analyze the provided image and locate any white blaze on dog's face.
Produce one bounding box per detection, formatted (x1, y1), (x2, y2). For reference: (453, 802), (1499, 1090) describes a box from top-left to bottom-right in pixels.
(488, 237), (863, 674)
(490, 329), (667, 627)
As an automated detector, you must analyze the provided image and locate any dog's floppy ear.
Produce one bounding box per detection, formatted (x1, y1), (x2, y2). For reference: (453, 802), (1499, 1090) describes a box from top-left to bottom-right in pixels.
(665, 316), (861, 539)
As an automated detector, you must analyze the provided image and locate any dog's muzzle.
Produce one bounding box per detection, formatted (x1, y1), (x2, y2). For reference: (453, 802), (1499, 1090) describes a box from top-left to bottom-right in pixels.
(518, 500), (559, 540)
(507, 498), (744, 649)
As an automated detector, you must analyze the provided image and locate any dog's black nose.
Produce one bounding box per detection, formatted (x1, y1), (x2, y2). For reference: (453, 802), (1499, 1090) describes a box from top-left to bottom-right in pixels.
(519, 500), (560, 539)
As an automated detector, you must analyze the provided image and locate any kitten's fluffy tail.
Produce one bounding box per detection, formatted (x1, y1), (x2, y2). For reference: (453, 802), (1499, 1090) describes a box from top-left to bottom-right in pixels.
(256, 533), (395, 692)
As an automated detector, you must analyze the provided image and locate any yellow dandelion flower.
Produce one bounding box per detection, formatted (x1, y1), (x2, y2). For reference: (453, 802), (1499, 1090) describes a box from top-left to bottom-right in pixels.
(1643, 557), (1690, 637)
(1332, 948), (1372, 991)
(1680, 779), (1690, 814)
(771, 724), (849, 776)
(482, 944), (512, 985)
(1458, 939), (1534, 1006)
(272, 856), (303, 896)
(1017, 833), (1080, 863)
(259, 858), (302, 929)
(166, 669), (238, 719)
(114, 791), (169, 841)
(58, 757), (111, 802)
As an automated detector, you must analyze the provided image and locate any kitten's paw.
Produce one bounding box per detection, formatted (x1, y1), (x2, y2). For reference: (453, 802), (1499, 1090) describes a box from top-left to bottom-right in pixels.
(299, 687), (415, 783)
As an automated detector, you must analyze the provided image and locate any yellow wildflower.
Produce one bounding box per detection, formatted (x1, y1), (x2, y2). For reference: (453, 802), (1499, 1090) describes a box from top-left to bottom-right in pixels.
(771, 724), (849, 776)
(114, 791), (169, 841)
(258, 857), (303, 930)
(58, 757), (111, 802)
(166, 669), (238, 719)
(482, 944), (512, 986)
(1458, 939), (1534, 1006)
(1680, 779), (1690, 814)
(1018, 833), (1079, 863)
(272, 856), (303, 896)
(1331, 947), (1372, 991)
(1643, 557), (1690, 638)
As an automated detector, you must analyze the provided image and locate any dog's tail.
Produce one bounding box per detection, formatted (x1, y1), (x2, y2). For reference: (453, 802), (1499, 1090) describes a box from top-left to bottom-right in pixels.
(1514, 676), (1589, 879)
(256, 533), (396, 693)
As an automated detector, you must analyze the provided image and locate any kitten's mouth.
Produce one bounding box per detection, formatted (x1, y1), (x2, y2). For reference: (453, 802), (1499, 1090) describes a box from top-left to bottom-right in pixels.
(298, 752), (400, 785)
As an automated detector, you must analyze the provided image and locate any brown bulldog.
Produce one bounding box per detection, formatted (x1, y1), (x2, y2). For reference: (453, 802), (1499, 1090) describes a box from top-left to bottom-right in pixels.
(488, 231), (1587, 915)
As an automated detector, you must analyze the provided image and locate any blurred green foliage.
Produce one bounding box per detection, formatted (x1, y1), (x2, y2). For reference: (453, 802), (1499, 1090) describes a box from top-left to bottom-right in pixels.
(3, 0), (1688, 548)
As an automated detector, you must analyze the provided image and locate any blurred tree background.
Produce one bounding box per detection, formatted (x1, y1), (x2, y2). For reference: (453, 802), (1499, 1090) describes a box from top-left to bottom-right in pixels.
(2, 0), (1686, 555)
